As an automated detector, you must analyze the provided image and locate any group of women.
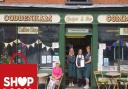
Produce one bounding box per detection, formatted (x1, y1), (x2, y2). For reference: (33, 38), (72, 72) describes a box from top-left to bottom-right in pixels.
(67, 46), (91, 89)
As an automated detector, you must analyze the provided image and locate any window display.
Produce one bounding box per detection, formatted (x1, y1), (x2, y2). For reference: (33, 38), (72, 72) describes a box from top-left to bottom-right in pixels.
(0, 25), (59, 68)
(98, 25), (128, 71)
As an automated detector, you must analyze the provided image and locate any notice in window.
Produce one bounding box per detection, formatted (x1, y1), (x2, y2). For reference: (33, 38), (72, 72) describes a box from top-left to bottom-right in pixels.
(120, 28), (128, 35)
(99, 43), (106, 50)
(53, 56), (59, 62)
(52, 42), (59, 48)
(41, 56), (46, 64)
(103, 58), (109, 66)
(47, 55), (52, 63)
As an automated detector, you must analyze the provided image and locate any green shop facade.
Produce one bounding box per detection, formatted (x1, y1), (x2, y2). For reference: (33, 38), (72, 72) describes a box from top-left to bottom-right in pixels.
(0, 6), (128, 88)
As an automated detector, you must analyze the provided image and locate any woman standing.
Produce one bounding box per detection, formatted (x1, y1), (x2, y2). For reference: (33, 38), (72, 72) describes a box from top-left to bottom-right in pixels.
(84, 46), (91, 89)
(67, 48), (76, 87)
(76, 49), (85, 87)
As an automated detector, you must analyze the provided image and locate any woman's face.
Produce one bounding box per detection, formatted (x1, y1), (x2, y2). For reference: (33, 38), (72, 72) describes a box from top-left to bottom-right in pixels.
(69, 48), (74, 54)
(86, 46), (90, 53)
(56, 63), (60, 67)
(78, 49), (82, 55)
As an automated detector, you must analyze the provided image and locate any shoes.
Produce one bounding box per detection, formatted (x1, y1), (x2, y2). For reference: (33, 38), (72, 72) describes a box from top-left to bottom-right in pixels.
(72, 82), (74, 86)
(84, 85), (90, 89)
(69, 83), (72, 87)
(69, 82), (75, 87)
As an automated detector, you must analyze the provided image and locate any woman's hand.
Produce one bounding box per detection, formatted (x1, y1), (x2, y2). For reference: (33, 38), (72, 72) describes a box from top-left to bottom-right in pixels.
(77, 66), (81, 68)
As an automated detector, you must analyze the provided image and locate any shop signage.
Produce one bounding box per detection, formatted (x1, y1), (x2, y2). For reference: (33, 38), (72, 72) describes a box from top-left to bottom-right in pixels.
(98, 15), (128, 24)
(0, 14), (60, 23)
(67, 28), (89, 33)
(18, 27), (38, 34)
(65, 15), (93, 23)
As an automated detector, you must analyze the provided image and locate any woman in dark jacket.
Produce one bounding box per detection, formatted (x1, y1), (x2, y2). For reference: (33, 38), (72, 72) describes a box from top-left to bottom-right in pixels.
(67, 48), (76, 87)
(84, 46), (91, 89)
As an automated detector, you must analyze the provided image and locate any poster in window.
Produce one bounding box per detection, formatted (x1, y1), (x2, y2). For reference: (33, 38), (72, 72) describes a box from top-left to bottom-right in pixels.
(53, 56), (60, 68)
(103, 58), (109, 66)
(52, 42), (59, 48)
(41, 56), (46, 64)
(53, 56), (59, 62)
(120, 28), (128, 35)
(47, 55), (52, 63)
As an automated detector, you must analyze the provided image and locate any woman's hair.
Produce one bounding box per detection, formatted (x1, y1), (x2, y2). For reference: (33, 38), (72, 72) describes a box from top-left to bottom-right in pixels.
(86, 46), (91, 50)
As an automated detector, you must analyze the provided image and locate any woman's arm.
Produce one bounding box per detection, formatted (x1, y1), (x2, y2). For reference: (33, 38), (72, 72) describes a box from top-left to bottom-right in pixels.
(82, 55), (84, 60)
(54, 68), (63, 80)
(76, 55), (80, 68)
(85, 56), (91, 64)
(68, 55), (75, 63)
(52, 69), (56, 78)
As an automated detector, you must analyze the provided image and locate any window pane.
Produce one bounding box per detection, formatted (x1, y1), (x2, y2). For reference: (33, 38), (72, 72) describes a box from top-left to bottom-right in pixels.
(17, 26), (38, 64)
(98, 25), (128, 71)
(39, 25), (59, 68)
(0, 25), (17, 64)
(0, 25), (59, 68)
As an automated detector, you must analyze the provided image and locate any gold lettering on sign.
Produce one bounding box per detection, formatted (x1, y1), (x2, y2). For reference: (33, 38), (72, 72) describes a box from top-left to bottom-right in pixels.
(4, 15), (52, 22)
(106, 15), (128, 22)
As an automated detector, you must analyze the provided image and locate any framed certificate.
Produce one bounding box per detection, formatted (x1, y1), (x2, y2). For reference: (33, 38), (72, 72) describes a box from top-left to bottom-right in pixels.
(80, 59), (85, 67)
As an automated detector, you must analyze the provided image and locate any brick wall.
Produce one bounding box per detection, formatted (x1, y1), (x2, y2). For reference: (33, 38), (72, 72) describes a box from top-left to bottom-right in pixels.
(93, 0), (128, 4)
(5, 0), (65, 4)
(3, 0), (128, 4)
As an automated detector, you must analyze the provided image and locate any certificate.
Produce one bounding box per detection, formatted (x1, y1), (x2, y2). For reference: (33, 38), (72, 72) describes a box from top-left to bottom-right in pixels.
(47, 55), (52, 63)
(80, 59), (85, 67)
(41, 56), (46, 64)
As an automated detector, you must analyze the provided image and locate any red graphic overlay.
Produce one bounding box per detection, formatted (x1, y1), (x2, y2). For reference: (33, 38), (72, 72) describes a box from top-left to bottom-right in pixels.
(0, 52), (37, 89)
(0, 64), (37, 89)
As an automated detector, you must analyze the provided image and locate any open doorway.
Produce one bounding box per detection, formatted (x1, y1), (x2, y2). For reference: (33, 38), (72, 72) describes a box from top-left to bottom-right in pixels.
(65, 35), (92, 88)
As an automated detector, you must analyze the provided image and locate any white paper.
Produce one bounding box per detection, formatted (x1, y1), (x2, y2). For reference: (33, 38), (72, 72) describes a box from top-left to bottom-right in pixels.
(80, 59), (85, 67)
(103, 58), (109, 66)
(41, 56), (46, 64)
(99, 43), (106, 50)
(98, 49), (103, 71)
(52, 42), (59, 48)
(47, 55), (52, 63)
(53, 56), (59, 62)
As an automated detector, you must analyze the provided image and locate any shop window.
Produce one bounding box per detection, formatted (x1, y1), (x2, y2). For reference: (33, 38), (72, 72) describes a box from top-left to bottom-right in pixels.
(0, 25), (59, 69)
(98, 25), (128, 72)
(0, 25), (17, 64)
(66, 0), (91, 4)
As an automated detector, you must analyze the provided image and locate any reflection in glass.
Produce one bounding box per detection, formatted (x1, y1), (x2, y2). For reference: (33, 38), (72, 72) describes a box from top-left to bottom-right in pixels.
(98, 25), (128, 72)
(0, 25), (59, 68)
